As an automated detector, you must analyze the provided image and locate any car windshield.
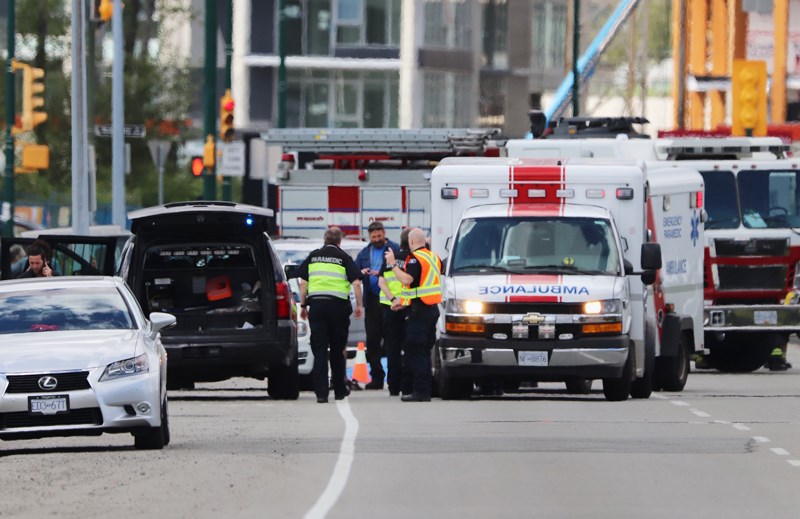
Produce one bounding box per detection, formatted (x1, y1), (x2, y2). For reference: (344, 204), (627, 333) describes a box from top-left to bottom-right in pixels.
(450, 216), (620, 275)
(0, 287), (134, 334)
(738, 170), (800, 229)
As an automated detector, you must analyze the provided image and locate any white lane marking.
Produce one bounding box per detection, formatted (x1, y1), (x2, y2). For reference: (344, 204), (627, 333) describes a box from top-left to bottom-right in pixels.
(771, 448), (790, 456)
(304, 399), (360, 519)
(671, 401), (691, 407)
(690, 409), (711, 418)
(733, 423), (751, 431)
(713, 420), (731, 425)
(752, 436), (771, 443)
(788, 460), (800, 467)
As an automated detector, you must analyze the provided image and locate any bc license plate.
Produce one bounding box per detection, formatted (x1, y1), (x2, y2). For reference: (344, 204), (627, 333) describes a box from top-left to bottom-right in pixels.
(754, 310), (777, 326)
(518, 351), (548, 366)
(29, 395), (69, 415)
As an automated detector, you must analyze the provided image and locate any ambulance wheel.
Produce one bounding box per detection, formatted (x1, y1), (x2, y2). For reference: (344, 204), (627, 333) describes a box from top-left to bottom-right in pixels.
(631, 338), (655, 399)
(565, 378), (593, 394)
(438, 369), (473, 400)
(602, 349), (632, 402)
(656, 333), (690, 391)
(711, 332), (777, 373)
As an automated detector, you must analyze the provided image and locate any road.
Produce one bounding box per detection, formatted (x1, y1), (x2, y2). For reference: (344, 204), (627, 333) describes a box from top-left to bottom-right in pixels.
(3, 342), (800, 518)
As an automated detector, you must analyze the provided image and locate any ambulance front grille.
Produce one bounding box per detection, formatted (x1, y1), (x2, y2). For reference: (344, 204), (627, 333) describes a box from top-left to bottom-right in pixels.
(716, 265), (786, 291)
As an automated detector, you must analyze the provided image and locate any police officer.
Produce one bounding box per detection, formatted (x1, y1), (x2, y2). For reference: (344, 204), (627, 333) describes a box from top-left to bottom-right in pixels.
(378, 228), (411, 396)
(298, 227), (364, 403)
(384, 228), (442, 402)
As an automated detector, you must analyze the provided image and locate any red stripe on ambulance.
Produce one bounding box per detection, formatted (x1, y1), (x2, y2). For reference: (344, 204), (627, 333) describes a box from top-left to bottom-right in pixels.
(505, 274), (562, 303)
(507, 162), (566, 217)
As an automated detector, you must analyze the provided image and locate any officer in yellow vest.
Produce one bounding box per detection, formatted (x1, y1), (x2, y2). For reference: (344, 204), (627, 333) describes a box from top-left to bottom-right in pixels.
(378, 228), (411, 396)
(298, 227), (364, 403)
(384, 228), (442, 402)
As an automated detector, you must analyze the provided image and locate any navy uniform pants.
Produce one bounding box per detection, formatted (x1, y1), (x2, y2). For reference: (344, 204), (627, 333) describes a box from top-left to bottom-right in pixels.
(308, 298), (351, 399)
(403, 302), (439, 396)
(382, 305), (409, 394)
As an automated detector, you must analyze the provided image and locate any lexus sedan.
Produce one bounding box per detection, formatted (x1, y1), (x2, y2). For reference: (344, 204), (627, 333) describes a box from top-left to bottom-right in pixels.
(0, 277), (175, 450)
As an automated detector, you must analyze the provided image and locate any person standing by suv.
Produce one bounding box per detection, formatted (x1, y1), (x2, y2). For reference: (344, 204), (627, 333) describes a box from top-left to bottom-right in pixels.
(355, 222), (399, 390)
(298, 226), (364, 403)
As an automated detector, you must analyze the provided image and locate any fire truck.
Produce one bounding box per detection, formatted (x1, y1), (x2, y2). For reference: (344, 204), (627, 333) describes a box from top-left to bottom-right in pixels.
(262, 128), (501, 242)
(506, 117), (800, 372)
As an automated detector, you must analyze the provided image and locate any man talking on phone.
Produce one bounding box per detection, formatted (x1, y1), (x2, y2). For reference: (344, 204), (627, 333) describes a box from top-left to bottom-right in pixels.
(17, 241), (56, 278)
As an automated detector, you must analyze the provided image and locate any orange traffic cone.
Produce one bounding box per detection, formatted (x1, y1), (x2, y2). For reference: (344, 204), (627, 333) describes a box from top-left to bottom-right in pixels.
(351, 341), (371, 384)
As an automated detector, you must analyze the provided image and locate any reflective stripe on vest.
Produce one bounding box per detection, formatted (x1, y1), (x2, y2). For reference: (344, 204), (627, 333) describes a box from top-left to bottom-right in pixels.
(308, 262), (350, 300)
(402, 248), (442, 305)
(380, 268), (408, 306)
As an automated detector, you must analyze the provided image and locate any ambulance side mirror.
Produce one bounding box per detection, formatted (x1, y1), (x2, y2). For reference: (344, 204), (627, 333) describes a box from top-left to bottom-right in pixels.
(640, 243), (662, 271)
(623, 259), (634, 275)
(640, 270), (657, 286)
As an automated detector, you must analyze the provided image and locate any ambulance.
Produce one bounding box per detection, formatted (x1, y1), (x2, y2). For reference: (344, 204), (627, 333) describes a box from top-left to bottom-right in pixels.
(430, 158), (705, 401)
(506, 124), (800, 372)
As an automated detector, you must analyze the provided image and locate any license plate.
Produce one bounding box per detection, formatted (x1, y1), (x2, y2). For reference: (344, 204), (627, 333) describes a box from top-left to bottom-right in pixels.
(29, 395), (69, 415)
(518, 351), (548, 366)
(512, 323), (529, 339)
(754, 310), (777, 326)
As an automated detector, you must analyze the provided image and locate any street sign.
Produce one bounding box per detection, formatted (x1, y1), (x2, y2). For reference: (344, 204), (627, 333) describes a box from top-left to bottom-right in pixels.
(94, 124), (146, 138)
(218, 141), (246, 177)
(147, 140), (173, 205)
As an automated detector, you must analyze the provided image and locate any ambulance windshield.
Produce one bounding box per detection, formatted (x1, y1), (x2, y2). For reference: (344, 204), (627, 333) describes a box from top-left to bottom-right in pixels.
(450, 216), (619, 275)
(701, 169), (800, 229)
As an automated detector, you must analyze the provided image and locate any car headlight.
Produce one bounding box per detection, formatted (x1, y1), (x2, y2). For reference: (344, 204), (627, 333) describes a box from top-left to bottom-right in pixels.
(445, 299), (484, 315)
(583, 299), (622, 315)
(100, 353), (150, 381)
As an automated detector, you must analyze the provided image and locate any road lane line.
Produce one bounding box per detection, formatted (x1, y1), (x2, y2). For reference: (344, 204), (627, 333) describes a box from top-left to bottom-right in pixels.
(770, 448), (790, 456)
(752, 436), (771, 443)
(787, 460), (800, 467)
(713, 420), (730, 425)
(690, 409), (711, 418)
(732, 423), (751, 431)
(671, 401), (691, 407)
(305, 400), (360, 519)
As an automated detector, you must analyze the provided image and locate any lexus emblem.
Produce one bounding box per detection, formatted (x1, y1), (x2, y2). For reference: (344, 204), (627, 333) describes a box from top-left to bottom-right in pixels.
(38, 376), (58, 391)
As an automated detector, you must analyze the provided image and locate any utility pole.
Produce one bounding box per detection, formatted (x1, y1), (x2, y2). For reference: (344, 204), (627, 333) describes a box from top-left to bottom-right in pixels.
(222, 0), (232, 201)
(203, 0), (217, 200)
(71, 0), (90, 234)
(571, 0), (580, 117)
(111, 0), (125, 224)
(277, 0), (286, 128)
(2, 0), (15, 238)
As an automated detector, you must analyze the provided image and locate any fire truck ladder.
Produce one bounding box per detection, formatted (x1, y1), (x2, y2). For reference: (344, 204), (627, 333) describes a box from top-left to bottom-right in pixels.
(261, 128), (500, 156)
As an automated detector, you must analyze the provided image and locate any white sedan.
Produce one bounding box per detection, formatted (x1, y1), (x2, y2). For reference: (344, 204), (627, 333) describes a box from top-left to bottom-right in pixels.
(0, 277), (175, 450)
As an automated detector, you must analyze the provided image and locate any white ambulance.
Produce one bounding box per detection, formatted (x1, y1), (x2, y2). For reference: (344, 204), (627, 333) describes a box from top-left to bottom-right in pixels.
(430, 158), (705, 401)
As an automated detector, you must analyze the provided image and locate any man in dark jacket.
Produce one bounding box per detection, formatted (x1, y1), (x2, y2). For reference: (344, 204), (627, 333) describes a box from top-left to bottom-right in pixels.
(354, 221), (399, 389)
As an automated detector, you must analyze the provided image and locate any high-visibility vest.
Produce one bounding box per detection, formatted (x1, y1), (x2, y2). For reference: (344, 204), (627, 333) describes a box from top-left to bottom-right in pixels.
(380, 267), (409, 306)
(402, 248), (442, 305)
(308, 259), (350, 300)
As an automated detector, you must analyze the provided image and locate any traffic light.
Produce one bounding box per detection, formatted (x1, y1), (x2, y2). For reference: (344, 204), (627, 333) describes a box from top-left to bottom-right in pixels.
(219, 89), (235, 142)
(97, 0), (113, 21)
(21, 63), (47, 132)
(190, 156), (204, 177)
(731, 59), (767, 137)
(203, 135), (216, 169)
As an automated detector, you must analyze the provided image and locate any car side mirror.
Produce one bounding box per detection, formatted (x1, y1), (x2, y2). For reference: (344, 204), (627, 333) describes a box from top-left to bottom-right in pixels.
(640, 242), (662, 271)
(284, 264), (299, 279)
(150, 312), (176, 333)
(640, 270), (657, 286)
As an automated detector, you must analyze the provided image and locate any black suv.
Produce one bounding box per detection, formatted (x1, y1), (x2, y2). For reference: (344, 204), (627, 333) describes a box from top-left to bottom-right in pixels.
(1, 202), (299, 400)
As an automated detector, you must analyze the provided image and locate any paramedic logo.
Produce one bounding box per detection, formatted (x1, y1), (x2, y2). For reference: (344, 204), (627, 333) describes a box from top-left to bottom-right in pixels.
(690, 211), (700, 247)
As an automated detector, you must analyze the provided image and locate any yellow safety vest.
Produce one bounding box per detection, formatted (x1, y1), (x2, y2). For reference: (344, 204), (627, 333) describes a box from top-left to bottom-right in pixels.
(308, 259), (350, 300)
(380, 267), (409, 306)
(402, 248), (442, 305)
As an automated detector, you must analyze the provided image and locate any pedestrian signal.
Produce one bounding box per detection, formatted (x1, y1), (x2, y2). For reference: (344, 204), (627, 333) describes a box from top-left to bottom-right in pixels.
(190, 156), (204, 177)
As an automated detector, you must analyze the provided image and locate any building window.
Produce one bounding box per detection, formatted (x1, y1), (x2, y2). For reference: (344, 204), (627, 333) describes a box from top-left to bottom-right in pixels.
(482, 0), (508, 69)
(423, 71), (472, 128)
(335, 0), (400, 46)
(283, 70), (399, 128)
(479, 75), (506, 127)
(424, 0), (473, 50)
(533, 2), (566, 69)
(308, 0), (332, 55)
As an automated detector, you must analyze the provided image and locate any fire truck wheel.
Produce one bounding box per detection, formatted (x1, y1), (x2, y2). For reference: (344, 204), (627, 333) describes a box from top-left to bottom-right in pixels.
(710, 332), (779, 373)
(602, 349), (632, 402)
(655, 333), (690, 392)
(565, 378), (593, 394)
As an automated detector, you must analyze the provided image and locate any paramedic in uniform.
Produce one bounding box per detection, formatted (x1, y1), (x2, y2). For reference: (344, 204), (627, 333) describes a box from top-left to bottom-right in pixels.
(384, 228), (442, 402)
(298, 226), (364, 403)
(378, 228), (412, 396)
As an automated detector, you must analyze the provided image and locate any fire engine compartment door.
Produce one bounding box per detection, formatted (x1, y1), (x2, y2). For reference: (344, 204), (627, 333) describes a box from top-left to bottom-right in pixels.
(406, 187), (432, 237)
(361, 188), (403, 242)
(279, 187), (328, 238)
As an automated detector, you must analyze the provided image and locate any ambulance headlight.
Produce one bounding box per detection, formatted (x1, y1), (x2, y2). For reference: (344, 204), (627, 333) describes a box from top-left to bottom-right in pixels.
(583, 299), (622, 315)
(446, 299), (484, 315)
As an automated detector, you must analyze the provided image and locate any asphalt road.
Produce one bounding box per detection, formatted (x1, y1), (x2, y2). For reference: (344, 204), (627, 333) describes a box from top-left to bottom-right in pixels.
(3, 342), (800, 519)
